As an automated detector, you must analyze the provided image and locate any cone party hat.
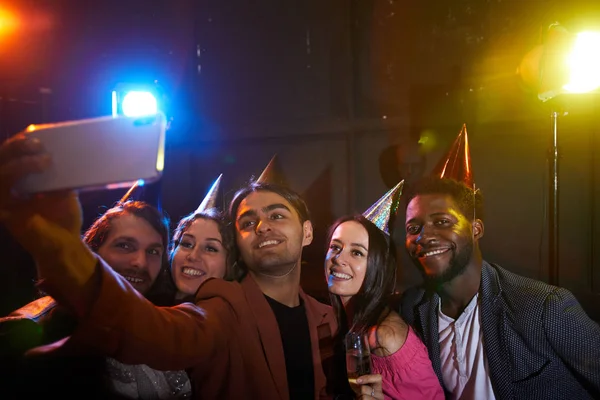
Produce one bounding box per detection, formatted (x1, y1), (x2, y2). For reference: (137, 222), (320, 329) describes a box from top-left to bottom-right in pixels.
(195, 174), (223, 213)
(119, 180), (144, 203)
(431, 123), (473, 187)
(363, 180), (404, 235)
(256, 155), (289, 187)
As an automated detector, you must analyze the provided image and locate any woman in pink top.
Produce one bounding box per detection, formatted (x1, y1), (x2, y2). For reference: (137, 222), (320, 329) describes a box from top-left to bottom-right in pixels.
(325, 214), (444, 400)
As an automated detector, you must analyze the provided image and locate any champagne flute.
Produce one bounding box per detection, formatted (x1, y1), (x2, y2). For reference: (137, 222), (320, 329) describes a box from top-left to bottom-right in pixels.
(344, 331), (372, 392)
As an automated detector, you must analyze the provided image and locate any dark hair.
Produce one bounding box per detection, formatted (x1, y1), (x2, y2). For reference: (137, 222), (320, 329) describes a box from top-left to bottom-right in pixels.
(82, 200), (174, 305)
(84, 200), (170, 261)
(326, 214), (397, 338)
(169, 207), (240, 281)
(404, 177), (484, 221)
(229, 181), (311, 223)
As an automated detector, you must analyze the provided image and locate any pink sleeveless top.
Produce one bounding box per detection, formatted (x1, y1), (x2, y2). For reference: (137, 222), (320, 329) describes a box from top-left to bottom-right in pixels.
(371, 326), (444, 400)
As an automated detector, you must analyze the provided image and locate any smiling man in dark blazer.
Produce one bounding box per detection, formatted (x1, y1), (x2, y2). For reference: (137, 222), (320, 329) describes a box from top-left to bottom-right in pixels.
(399, 177), (600, 400)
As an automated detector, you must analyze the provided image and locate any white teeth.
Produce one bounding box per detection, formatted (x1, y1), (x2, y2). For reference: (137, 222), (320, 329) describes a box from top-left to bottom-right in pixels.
(424, 249), (449, 257)
(124, 276), (143, 284)
(258, 240), (279, 248)
(331, 271), (352, 280)
(182, 267), (205, 277)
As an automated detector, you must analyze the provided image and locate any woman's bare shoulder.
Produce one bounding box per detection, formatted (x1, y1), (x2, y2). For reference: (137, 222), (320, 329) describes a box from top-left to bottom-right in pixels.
(372, 310), (409, 356)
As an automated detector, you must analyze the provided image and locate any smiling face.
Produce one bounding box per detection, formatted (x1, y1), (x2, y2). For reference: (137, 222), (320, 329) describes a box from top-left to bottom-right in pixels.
(405, 193), (482, 285)
(325, 220), (369, 305)
(171, 217), (228, 296)
(235, 190), (313, 276)
(96, 213), (165, 294)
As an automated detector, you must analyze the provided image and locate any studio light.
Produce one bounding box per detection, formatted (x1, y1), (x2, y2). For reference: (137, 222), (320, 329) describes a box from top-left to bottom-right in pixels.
(112, 83), (162, 117)
(519, 24), (600, 101)
(563, 31), (600, 94)
(121, 91), (158, 117)
(518, 23), (600, 286)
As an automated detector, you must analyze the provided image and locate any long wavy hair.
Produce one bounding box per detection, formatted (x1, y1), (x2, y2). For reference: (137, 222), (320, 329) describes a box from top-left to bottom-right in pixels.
(326, 214), (397, 337)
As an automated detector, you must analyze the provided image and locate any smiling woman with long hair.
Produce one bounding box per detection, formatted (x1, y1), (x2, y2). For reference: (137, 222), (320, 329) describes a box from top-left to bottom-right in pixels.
(168, 207), (239, 301)
(325, 214), (444, 400)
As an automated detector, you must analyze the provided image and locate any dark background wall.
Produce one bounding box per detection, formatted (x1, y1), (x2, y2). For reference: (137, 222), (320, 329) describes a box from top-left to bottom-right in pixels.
(1, 0), (599, 320)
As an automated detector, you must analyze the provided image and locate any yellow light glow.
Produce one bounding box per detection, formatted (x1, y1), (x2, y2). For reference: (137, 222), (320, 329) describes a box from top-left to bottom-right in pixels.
(0, 8), (19, 35)
(564, 31), (600, 93)
(156, 145), (165, 172)
(156, 121), (166, 173)
(418, 129), (437, 153)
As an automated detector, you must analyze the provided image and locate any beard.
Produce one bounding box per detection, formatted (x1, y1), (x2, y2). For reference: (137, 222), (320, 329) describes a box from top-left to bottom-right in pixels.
(412, 239), (474, 290)
(113, 267), (153, 294)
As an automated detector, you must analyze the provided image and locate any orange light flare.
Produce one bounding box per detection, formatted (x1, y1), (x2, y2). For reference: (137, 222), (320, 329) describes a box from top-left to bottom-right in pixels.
(0, 5), (54, 60)
(0, 7), (20, 37)
(0, 6), (54, 38)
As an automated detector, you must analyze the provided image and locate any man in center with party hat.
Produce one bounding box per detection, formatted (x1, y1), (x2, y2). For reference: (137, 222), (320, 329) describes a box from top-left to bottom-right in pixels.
(0, 147), (339, 399)
(399, 124), (600, 399)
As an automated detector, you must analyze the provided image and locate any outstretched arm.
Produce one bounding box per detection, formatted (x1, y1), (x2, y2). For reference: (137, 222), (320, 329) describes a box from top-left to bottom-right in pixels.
(31, 257), (230, 371)
(0, 134), (230, 371)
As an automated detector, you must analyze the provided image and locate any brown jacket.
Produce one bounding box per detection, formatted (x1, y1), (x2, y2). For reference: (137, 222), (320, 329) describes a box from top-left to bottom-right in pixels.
(32, 259), (337, 399)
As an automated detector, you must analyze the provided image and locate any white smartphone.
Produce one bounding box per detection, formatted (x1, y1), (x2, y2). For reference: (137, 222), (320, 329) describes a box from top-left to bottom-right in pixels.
(15, 113), (167, 194)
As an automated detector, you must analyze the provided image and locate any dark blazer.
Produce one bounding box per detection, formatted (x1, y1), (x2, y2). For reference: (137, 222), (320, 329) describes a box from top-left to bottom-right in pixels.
(400, 261), (600, 400)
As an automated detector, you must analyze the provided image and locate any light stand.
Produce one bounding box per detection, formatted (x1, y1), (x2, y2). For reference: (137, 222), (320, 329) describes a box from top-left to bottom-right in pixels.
(520, 24), (600, 286)
(549, 110), (560, 286)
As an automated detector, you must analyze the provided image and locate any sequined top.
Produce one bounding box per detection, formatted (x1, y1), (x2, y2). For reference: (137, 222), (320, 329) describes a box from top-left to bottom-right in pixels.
(105, 358), (192, 399)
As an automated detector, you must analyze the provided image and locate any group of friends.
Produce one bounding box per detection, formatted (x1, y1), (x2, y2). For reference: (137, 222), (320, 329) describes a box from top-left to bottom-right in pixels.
(0, 126), (599, 400)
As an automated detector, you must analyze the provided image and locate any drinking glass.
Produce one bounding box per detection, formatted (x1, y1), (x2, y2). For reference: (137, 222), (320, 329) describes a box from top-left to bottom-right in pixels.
(344, 331), (372, 392)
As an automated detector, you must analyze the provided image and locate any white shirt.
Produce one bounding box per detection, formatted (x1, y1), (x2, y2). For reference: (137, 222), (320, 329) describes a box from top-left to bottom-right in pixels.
(438, 293), (496, 400)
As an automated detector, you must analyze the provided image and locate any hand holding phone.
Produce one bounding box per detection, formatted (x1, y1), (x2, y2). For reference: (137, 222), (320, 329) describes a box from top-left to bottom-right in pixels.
(14, 113), (166, 194)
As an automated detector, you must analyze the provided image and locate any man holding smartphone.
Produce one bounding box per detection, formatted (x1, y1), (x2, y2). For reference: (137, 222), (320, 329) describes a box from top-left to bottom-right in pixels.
(0, 135), (383, 399)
